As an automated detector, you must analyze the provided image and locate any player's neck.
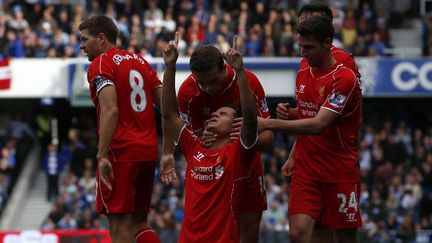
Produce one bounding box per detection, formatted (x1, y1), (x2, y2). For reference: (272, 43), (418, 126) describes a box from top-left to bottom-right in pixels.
(314, 53), (336, 72)
(102, 44), (116, 54)
(208, 136), (231, 149)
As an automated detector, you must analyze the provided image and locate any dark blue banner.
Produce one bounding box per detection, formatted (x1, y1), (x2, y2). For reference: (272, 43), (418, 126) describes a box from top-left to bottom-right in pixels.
(360, 58), (432, 97)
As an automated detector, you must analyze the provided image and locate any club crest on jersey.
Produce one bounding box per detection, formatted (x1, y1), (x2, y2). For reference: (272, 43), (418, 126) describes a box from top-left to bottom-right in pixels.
(179, 112), (190, 126)
(328, 92), (346, 108)
(261, 99), (269, 112)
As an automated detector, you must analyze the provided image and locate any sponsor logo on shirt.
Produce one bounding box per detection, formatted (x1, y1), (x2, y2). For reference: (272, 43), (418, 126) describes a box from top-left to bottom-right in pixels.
(328, 92), (346, 108)
(298, 99), (318, 117)
(193, 151), (204, 162)
(189, 164), (225, 181)
(298, 84), (306, 93)
(346, 213), (357, 223)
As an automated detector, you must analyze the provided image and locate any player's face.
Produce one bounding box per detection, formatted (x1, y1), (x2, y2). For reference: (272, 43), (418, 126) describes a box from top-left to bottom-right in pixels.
(194, 66), (227, 96)
(80, 29), (103, 61)
(298, 35), (331, 68)
(206, 106), (236, 135)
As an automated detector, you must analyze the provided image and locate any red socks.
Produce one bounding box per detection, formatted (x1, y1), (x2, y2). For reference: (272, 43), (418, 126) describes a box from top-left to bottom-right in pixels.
(135, 227), (160, 243)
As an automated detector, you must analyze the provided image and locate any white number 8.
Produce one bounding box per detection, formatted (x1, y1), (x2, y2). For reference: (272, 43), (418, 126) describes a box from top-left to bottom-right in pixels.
(129, 70), (147, 112)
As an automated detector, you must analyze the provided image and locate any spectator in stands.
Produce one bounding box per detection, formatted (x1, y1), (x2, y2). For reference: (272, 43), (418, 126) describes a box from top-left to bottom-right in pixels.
(42, 143), (64, 202)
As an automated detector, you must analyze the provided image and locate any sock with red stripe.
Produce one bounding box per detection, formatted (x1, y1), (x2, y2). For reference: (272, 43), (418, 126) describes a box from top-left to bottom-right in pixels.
(135, 227), (160, 243)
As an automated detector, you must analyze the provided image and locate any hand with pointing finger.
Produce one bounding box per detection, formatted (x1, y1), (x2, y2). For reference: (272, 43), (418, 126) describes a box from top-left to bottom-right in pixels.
(163, 31), (180, 67)
(223, 35), (244, 72)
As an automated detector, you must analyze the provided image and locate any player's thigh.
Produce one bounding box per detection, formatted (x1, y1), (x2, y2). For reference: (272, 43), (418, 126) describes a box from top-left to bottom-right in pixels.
(97, 161), (156, 213)
(239, 173), (267, 212)
(133, 161), (157, 212)
(288, 175), (323, 220)
(239, 211), (262, 230)
(321, 182), (362, 229)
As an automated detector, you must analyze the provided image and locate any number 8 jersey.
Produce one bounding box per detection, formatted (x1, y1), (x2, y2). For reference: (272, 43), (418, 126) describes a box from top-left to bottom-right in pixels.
(87, 47), (162, 162)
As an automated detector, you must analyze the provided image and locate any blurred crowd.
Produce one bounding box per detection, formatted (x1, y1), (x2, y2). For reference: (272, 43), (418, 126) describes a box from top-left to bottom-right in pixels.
(0, 0), (427, 59)
(36, 109), (432, 242)
(0, 113), (35, 215)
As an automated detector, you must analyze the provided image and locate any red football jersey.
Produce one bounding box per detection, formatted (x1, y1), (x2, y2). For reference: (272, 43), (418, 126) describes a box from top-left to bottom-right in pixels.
(300, 46), (361, 79)
(176, 126), (258, 243)
(177, 65), (270, 132)
(294, 62), (362, 183)
(87, 48), (161, 161)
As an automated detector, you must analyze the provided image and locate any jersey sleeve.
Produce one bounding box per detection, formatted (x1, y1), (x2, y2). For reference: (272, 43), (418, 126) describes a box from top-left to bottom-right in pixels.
(176, 126), (201, 159)
(341, 54), (361, 79)
(322, 68), (361, 116)
(87, 54), (116, 95)
(246, 70), (270, 119)
(299, 58), (308, 70)
(333, 49), (361, 79)
(178, 81), (204, 131)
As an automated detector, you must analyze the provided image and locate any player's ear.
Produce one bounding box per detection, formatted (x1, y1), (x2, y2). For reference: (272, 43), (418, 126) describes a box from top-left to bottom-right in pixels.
(98, 33), (106, 42)
(324, 37), (332, 49)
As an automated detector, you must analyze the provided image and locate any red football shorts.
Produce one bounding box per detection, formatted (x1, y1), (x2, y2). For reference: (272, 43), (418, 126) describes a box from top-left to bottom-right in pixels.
(288, 174), (362, 229)
(96, 160), (156, 214)
(239, 166), (267, 212)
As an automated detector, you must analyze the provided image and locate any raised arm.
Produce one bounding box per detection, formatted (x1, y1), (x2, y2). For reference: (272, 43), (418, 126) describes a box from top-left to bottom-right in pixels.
(224, 36), (257, 147)
(161, 32), (183, 140)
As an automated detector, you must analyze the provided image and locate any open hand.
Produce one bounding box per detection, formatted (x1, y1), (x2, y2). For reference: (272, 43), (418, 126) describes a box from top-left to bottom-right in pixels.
(98, 158), (114, 191)
(160, 154), (177, 184)
(202, 127), (217, 148)
(281, 157), (295, 178)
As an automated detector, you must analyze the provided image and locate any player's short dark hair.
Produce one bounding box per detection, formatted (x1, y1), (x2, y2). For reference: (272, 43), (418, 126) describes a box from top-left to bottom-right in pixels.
(298, 3), (333, 22)
(79, 15), (118, 44)
(190, 45), (224, 73)
(223, 103), (242, 118)
(296, 16), (334, 43)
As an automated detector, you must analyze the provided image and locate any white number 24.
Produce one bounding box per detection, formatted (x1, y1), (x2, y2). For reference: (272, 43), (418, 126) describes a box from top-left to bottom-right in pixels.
(129, 70), (147, 112)
(337, 191), (358, 213)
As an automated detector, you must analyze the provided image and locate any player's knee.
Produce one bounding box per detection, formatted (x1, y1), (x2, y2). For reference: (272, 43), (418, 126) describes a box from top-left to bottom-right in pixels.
(110, 215), (134, 235)
(239, 213), (261, 243)
(288, 226), (310, 242)
(239, 228), (259, 243)
(335, 228), (358, 243)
